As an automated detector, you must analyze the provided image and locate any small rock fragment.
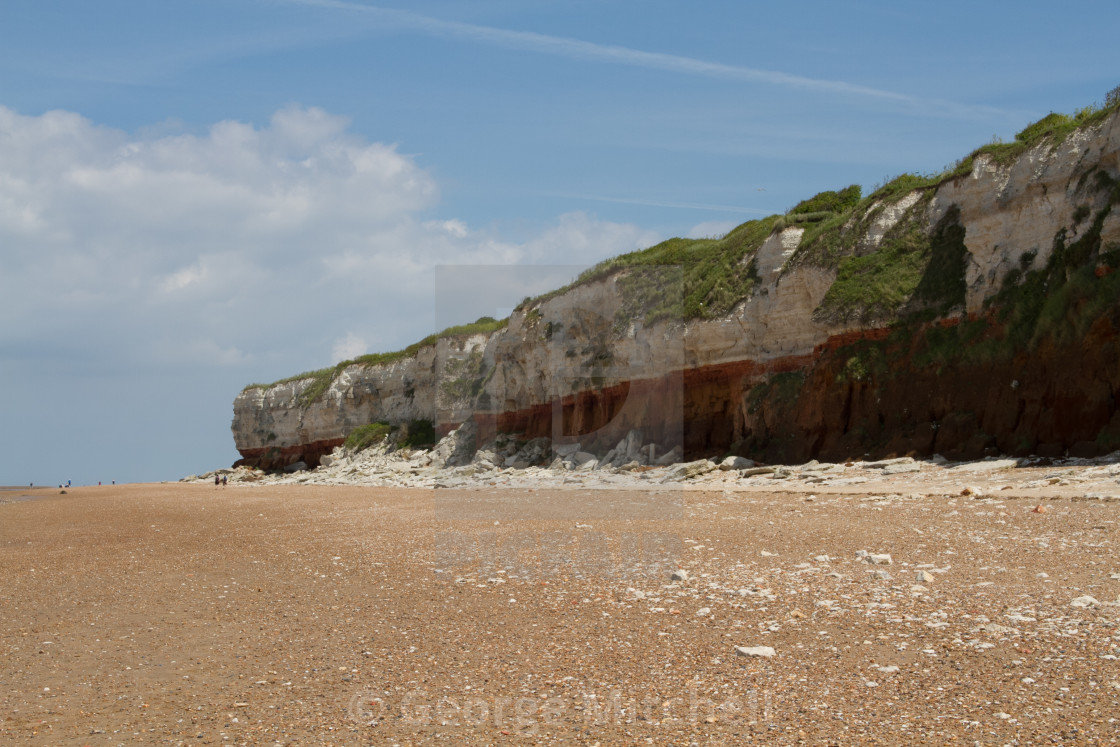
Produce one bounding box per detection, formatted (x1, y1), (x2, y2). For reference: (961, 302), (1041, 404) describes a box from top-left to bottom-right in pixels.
(735, 645), (776, 658)
(670, 569), (689, 582)
(1070, 595), (1101, 609)
(916, 570), (935, 584)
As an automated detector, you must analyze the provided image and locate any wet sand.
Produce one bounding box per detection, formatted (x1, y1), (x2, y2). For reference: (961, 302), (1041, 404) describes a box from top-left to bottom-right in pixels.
(2, 481), (1119, 745)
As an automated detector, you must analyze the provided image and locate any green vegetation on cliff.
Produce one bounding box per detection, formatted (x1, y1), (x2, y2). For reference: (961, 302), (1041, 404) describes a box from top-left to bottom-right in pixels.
(531, 215), (778, 323)
(342, 418), (436, 451)
(741, 157), (1120, 460)
(789, 184), (863, 216)
(343, 422), (391, 451)
(244, 316), (507, 403)
(814, 198), (971, 323)
(247, 92), (1120, 411)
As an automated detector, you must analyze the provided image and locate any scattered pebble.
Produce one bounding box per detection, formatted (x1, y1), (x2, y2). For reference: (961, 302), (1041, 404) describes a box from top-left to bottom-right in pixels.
(735, 645), (776, 658)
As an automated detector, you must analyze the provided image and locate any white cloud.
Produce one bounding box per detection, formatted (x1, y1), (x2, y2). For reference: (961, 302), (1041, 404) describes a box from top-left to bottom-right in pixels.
(424, 218), (469, 239)
(160, 262), (209, 293)
(0, 105), (660, 378)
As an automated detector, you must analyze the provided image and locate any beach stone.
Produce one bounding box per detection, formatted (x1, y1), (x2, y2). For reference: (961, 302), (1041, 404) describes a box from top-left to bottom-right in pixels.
(719, 456), (755, 471)
(741, 466), (776, 476)
(916, 570), (935, 584)
(670, 459), (718, 480)
(867, 553), (893, 565)
(1070, 595), (1101, 609)
(864, 457), (914, 469)
(952, 458), (1020, 472)
(883, 461), (921, 475)
(670, 569), (689, 582)
(735, 645), (776, 658)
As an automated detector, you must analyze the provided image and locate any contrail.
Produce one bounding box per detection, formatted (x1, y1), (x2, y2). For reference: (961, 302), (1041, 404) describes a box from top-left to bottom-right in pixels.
(283, 0), (1014, 121)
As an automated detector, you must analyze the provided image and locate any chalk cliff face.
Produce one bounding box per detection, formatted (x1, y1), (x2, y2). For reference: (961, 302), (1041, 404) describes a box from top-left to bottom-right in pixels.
(233, 107), (1120, 469)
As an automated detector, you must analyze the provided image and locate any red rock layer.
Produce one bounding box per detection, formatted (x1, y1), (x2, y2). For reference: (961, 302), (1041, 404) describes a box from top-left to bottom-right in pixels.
(235, 438), (343, 471)
(237, 314), (1120, 469)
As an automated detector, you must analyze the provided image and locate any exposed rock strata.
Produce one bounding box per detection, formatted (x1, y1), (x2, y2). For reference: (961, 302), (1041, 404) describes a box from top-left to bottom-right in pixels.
(234, 108), (1120, 470)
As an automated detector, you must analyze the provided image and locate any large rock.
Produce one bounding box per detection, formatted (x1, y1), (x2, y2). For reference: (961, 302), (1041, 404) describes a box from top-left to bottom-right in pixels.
(669, 459), (718, 480)
(505, 437), (552, 469)
(427, 419), (478, 469)
(719, 456), (755, 470)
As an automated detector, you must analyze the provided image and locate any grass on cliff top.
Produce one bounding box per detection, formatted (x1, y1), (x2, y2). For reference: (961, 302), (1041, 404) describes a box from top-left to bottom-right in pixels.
(788, 184), (862, 215)
(793, 93), (1120, 274)
(525, 215), (778, 322)
(938, 93), (1120, 181)
(244, 316), (507, 399)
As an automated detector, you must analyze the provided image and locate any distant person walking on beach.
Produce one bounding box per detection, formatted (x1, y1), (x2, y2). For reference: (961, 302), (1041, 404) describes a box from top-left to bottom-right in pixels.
(221, 475), (227, 487)
(215, 474), (220, 487)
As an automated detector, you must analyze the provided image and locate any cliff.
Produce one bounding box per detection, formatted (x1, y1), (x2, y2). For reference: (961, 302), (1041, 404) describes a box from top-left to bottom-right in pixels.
(233, 102), (1120, 470)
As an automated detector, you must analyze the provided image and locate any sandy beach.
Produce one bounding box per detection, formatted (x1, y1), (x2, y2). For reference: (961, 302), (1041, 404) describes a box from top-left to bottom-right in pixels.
(2, 477), (1119, 745)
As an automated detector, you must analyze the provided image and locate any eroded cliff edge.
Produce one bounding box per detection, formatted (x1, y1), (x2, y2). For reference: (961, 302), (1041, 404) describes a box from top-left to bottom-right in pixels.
(233, 104), (1120, 469)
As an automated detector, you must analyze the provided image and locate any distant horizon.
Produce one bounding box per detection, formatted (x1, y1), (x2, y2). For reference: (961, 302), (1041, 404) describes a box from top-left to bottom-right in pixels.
(2, 0), (1117, 486)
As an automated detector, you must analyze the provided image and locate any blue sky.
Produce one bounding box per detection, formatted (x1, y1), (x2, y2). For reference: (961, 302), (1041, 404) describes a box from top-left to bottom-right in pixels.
(1, 0), (1117, 485)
